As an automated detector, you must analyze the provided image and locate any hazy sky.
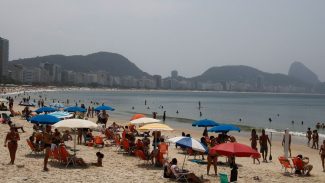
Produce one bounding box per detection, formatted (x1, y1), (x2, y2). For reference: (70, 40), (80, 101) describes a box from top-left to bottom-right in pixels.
(1, 0), (325, 80)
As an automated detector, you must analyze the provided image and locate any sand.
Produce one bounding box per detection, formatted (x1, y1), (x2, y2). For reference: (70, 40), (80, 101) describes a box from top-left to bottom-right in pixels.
(0, 101), (325, 183)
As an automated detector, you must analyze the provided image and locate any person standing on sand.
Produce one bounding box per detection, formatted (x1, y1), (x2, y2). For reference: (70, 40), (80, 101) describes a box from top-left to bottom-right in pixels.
(319, 140), (325, 172)
(4, 126), (20, 165)
(259, 129), (271, 162)
(43, 125), (53, 171)
(163, 111), (166, 122)
(250, 129), (260, 164)
(312, 130), (319, 149)
(282, 129), (292, 157)
(306, 128), (312, 146)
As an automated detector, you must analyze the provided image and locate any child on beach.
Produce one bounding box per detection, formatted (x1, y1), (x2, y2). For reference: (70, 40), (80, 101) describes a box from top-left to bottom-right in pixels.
(92, 152), (104, 167)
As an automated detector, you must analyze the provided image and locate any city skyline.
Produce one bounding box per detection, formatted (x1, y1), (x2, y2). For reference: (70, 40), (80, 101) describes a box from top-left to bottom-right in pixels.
(1, 0), (325, 81)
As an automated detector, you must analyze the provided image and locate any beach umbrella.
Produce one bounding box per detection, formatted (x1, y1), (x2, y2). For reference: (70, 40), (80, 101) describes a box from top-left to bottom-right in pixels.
(95, 105), (115, 111)
(192, 119), (220, 127)
(130, 117), (161, 125)
(167, 136), (208, 169)
(48, 111), (73, 119)
(167, 137), (208, 153)
(49, 103), (65, 108)
(211, 142), (260, 157)
(35, 106), (56, 113)
(64, 106), (86, 113)
(30, 114), (60, 125)
(138, 123), (173, 131)
(130, 114), (145, 121)
(208, 124), (240, 133)
(0, 98), (8, 102)
(53, 119), (98, 129)
(53, 119), (98, 156)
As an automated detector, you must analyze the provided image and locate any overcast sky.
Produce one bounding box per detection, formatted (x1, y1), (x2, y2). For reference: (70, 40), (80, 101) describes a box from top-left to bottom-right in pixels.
(1, 0), (324, 80)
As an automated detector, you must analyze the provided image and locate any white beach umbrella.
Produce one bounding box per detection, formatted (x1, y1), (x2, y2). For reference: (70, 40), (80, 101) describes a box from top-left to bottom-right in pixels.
(0, 98), (8, 102)
(53, 119), (98, 129)
(130, 117), (161, 125)
(53, 119), (98, 156)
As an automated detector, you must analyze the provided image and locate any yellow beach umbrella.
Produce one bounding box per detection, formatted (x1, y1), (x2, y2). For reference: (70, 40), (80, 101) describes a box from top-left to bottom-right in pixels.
(138, 123), (173, 131)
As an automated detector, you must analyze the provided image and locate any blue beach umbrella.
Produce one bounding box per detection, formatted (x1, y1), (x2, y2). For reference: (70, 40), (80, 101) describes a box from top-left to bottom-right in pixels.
(192, 119), (220, 127)
(49, 103), (65, 108)
(30, 114), (60, 125)
(95, 105), (115, 111)
(208, 124), (241, 133)
(35, 106), (56, 114)
(167, 136), (208, 169)
(64, 106), (86, 113)
(168, 136), (208, 152)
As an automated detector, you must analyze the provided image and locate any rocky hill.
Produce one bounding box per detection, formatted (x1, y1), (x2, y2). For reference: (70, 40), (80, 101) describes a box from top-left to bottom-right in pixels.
(288, 61), (320, 85)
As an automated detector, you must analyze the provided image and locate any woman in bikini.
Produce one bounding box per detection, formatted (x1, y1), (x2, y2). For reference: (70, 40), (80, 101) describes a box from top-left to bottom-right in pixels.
(4, 126), (20, 164)
(250, 129), (260, 164)
(319, 140), (325, 172)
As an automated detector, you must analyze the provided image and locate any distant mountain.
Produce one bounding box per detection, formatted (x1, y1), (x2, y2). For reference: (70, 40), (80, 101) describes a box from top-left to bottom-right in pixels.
(9, 52), (149, 78)
(192, 65), (309, 87)
(288, 61), (320, 85)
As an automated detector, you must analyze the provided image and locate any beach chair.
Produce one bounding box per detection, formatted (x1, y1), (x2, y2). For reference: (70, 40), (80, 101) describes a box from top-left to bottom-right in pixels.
(114, 137), (123, 152)
(94, 136), (104, 148)
(135, 150), (150, 165)
(59, 145), (75, 167)
(26, 139), (43, 154)
(291, 157), (303, 174)
(278, 156), (294, 173)
(158, 143), (168, 156)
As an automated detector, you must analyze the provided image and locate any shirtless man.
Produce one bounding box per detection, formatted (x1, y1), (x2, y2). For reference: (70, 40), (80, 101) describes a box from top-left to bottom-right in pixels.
(43, 125), (53, 171)
(319, 140), (325, 172)
(259, 129), (271, 162)
(306, 128), (312, 146)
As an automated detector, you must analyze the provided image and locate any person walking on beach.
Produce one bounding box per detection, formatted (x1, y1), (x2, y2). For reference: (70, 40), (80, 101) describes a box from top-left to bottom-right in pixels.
(4, 126), (20, 165)
(259, 129), (271, 163)
(43, 125), (53, 171)
(319, 140), (325, 172)
(250, 129), (260, 164)
(312, 130), (319, 149)
(282, 129), (292, 157)
(306, 128), (312, 146)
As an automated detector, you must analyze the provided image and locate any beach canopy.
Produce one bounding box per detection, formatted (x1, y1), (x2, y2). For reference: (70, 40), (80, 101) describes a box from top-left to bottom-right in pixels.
(49, 103), (65, 108)
(48, 111), (73, 119)
(167, 136), (208, 153)
(53, 119), (98, 129)
(208, 124), (240, 133)
(130, 117), (160, 125)
(192, 119), (220, 127)
(30, 114), (60, 125)
(138, 123), (173, 131)
(64, 106), (86, 113)
(211, 142), (260, 157)
(130, 114), (145, 121)
(35, 106), (56, 113)
(95, 105), (115, 111)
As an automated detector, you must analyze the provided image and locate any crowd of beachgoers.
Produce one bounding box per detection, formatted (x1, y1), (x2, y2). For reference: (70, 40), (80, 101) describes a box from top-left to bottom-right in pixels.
(0, 89), (324, 182)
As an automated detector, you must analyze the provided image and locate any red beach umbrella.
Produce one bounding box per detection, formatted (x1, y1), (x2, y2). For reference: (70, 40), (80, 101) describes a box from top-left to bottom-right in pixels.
(211, 142), (260, 157)
(130, 114), (145, 121)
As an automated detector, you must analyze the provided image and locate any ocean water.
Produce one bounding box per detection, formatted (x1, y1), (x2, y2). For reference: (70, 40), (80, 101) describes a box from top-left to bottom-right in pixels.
(6, 89), (325, 137)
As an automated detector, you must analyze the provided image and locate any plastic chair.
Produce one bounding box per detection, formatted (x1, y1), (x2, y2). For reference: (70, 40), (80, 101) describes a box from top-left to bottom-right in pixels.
(135, 150), (149, 165)
(94, 136), (104, 148)
(219, 173), (229, 183)
(278, 156), (294, 173)
(26, 139), (43, 154)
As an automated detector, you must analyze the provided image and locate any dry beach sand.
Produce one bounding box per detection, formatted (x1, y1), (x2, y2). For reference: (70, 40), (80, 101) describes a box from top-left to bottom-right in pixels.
(0, 101), (324, 183)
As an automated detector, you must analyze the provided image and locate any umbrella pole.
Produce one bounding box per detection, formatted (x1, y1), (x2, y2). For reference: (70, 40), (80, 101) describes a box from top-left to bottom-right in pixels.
(182, 154), (187, 170)
(73, 128), (76, 156)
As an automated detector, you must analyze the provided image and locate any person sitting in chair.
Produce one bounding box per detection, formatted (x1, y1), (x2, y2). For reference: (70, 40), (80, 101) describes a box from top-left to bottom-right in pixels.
(295, 154), (313, 176)
(169, 158), (203, 183)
